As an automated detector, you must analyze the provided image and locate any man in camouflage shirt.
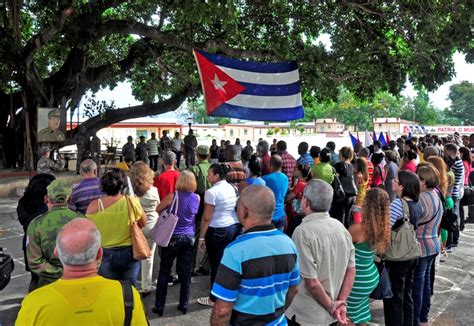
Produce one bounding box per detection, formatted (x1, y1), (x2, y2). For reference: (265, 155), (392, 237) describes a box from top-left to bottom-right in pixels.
(122, 136), (135, 162)
(37, 147), (65, 175)
(135, 135), (148, 163)
(26, 180), (82, 290)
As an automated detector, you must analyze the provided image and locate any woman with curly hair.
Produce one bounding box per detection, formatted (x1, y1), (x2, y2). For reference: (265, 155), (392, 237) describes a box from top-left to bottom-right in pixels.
(352, 157), (370, 224)
(347, 188), (390, 325)
(129, 161), (160, 295)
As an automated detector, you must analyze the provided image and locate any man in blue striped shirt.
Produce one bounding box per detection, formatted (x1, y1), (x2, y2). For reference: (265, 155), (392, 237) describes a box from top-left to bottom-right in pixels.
(210, 185), (300, 325)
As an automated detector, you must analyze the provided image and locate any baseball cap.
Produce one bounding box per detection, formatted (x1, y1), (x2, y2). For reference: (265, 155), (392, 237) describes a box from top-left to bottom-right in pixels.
(47, 180), (72, 203)
(196, 145), (209, 155)
(48, 109), (61, 118)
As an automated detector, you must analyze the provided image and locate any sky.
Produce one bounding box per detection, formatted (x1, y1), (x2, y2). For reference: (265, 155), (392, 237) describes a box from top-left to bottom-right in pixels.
(83, 51), (473, 121)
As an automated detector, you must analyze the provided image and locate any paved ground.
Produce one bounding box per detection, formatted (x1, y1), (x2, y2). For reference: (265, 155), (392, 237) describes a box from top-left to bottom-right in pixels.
(1, 196), (473, 325)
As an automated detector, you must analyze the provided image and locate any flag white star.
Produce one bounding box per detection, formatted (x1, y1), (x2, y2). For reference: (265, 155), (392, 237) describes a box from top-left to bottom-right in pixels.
(212, 74), (228, 93)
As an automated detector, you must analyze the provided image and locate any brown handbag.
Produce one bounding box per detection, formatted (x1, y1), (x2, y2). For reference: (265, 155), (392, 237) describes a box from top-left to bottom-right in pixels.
(125, 195), (151, 260)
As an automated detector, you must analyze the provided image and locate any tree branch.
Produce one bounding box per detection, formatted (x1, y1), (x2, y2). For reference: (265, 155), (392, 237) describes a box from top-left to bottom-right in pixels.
(98, 19), (279, 60)
(22, 5), (74, 65)
(69, 85), (195, 138)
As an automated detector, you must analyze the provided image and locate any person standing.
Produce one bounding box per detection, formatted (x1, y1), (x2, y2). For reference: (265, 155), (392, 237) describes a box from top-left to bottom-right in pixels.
(413, 165), (443, 326)
(135, 135), (148, 163)
(183, 129), (197, 168)
(37, 147), (65, 175)
(197, 163), (241, 307)
(276, 140), (296, 187)
(262, 155), (289, 231)
(74, 125), (90, 174)
(17, 174), (55, 292)
(225, 145), (246, 187)
(209, 139), (219, 163)
(384, 170), (423, 326)
(296, 142), (313, 166)
(26, 180), (81, 290)
(189, 145), (212, 273)
(121, 136), (135, 162)
(153, 171), (200, 316)
(89, 132), (101, 176)
(129, 162), (160, 295)
(311, 147), (334, 185)
(153, 151), (181, 201)
(147, 132), (160, 172)
(171, 131), (183, 169)
(244, 140), (253, 154)
(326, 141), (340, 166)
(286, 179), (355, 325)
(159, 130), (172, 154)
(68, 159), (104, 214)
(385, 150), (400, 202)
(257, 140), (271, 175)
(16, 218), (148, 325)
(210, 186), (300, 325)
(347, 188), (390, 324)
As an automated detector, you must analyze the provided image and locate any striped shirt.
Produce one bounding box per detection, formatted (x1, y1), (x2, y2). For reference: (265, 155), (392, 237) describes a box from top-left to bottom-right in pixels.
(451, 157), (465, 198)
(280, 151), (296, 186)
(211, 225), (300, 325)
(417, 190), (443, 257)
(389, 198), (423, 228)
(297, 153), (314, 166)
(147, 138), (159, 156)
(68, 178), (104, 214)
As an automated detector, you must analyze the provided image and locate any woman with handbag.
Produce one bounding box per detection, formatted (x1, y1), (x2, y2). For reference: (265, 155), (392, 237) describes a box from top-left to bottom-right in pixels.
(197, 163), (241, 307)
(347, 188), (390, 325)
(129, 162), (160, 295)
(383, 170), (423, 326)
(152, 171), (200, 316)
(413, 165), (443, 326)
(86, 169), (146, 286)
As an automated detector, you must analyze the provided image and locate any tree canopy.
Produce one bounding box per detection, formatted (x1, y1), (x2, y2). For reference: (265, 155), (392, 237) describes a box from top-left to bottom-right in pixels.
(0, 1), (472, 169)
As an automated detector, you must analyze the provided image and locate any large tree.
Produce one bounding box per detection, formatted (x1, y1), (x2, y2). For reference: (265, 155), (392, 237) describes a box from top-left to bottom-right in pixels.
(0, 1), (472, 170)
(445, 81), (474, 125)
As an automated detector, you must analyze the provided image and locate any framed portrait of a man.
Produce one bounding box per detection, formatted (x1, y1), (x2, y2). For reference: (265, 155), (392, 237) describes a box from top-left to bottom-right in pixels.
(37, 107), (66, 143)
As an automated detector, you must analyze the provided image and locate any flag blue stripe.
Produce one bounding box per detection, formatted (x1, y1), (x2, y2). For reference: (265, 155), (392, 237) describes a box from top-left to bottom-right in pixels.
(240, 81), (301, 96)
(196, 49), (298, 73)
(211, 103), (304, 121)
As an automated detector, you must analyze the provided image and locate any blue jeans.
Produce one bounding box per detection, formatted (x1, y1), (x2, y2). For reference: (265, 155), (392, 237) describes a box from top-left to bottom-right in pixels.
(413, 253), (437, 325)
(272, 217), (286, 232)
(155, 234), (194, 311)
(99, 246), (140, 287)
(205, 223), (241, 301)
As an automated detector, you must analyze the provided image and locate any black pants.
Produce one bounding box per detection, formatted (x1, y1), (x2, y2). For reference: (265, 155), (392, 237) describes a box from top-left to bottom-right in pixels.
(383, 259), (418, 326)
(205, 224), (241, 301)
(155, 235), (194, 311)
(172, 150), (182, 169)
(149, 155), (158, 172)
(330, 197), (354, 228)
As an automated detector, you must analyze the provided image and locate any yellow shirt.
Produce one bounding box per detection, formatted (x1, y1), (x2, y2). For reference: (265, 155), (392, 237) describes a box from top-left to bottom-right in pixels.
(87, 196), (143, 248)
(15, 276), (147, 326)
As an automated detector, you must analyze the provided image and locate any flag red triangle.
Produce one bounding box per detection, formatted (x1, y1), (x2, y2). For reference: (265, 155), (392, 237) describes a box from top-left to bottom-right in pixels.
(193, 49), (246, 114)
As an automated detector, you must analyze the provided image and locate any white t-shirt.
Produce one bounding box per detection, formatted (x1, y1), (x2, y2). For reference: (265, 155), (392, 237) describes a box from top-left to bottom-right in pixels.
(204, 180), (239, 228)
(171, 138), (182, 152)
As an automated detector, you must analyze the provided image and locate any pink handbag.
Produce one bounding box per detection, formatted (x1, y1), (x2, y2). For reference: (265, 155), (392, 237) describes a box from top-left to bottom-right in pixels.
(151, 192), (179, 247)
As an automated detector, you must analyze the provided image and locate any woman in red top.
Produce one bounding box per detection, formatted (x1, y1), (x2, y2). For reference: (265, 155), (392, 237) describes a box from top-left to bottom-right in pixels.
(401, 150), (418, 173)
(285, 164), (311, 236)
(460, 147), (472, 186)
(370, 153), (385, 188)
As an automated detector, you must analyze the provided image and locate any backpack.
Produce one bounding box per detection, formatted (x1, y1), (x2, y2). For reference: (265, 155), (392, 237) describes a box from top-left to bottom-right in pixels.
(0, 247), (14, 291)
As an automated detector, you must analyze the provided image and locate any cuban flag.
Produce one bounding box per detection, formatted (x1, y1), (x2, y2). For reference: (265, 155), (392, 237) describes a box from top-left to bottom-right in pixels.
(193, 49), (304, 121)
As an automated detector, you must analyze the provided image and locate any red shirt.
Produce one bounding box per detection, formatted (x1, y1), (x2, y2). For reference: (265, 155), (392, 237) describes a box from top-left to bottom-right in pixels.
(367, 160), (374, 186)
(401, 160), (417, 173)
(154, 169), (181, 200)
(262, 153), (271, 175)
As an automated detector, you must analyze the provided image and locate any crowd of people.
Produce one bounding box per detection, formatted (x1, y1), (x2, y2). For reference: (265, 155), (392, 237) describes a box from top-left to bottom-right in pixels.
(14, 130), (474, 325)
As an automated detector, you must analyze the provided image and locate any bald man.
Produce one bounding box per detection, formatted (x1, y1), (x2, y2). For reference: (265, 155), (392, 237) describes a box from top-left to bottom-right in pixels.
(17, 218), (147, 325)
(210, 185), (300, 325)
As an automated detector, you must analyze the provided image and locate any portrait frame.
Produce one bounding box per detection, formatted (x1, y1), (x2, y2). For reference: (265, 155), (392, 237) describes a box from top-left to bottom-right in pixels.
(37, 107), (67, 143)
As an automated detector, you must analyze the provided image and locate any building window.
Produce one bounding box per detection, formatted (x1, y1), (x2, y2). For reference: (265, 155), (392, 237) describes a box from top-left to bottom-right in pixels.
(244, 129), (248, 136)
(230, 129), (234, 137)
(259, 129), (262, 135)
(137, 130), (148, 138)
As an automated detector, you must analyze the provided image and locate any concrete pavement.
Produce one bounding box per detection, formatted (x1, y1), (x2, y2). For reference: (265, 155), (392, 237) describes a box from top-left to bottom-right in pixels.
(1, 196), (473, 325)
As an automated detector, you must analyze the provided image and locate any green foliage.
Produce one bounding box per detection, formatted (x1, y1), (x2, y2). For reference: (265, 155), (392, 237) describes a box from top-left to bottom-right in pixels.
(82, 93), (116, 118)
(445, 81), (474, 125)
(177, 98), (230, 125)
